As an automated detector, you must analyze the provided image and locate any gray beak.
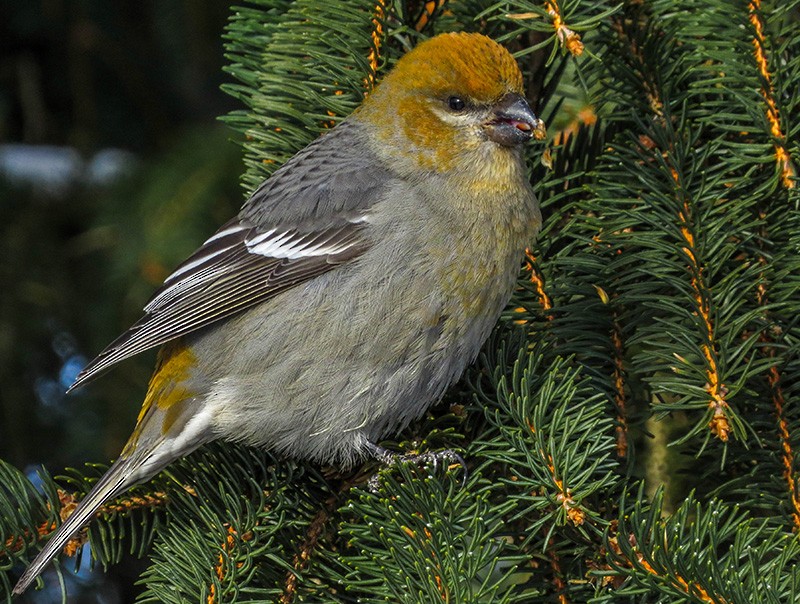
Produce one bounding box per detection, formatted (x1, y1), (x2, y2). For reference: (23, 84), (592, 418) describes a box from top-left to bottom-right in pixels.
(485, 93), (546, 146)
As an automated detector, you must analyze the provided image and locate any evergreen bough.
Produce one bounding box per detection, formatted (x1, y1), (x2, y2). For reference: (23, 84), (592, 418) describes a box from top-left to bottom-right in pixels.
(2, 0), (799, 601)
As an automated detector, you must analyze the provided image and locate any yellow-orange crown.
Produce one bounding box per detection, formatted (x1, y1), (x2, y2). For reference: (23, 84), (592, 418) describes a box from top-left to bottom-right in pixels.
(381, 32), (524, 103)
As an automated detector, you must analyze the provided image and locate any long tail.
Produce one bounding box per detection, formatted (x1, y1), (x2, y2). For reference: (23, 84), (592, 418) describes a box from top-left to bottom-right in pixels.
(13, 452), (157, 595)
(15, 339), (212, 595)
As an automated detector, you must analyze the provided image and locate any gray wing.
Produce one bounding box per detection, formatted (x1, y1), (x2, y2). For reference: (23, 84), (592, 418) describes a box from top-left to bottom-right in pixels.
(241, 121), (389, 228)
(70, 120), (389, 391)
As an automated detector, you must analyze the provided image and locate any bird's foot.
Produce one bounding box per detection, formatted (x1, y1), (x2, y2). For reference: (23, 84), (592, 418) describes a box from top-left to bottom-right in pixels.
(365, 442), (467, 492)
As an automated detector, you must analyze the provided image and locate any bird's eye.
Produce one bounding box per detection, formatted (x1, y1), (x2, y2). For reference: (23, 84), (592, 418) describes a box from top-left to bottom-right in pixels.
(447, 96), (466, 111)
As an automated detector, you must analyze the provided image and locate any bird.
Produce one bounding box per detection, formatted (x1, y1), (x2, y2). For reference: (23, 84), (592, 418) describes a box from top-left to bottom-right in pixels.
(13, 31), (544, 595)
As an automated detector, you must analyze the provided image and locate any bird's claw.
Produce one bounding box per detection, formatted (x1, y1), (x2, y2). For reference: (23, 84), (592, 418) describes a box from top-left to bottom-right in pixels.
(365, 443), (467, 492)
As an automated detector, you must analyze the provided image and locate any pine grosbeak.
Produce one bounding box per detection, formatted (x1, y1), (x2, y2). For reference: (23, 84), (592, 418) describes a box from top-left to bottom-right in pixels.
(14, 32), (544, 594)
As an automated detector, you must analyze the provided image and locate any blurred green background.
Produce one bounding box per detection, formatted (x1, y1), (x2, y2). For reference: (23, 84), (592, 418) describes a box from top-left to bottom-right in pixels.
(1, 1), (244, 599)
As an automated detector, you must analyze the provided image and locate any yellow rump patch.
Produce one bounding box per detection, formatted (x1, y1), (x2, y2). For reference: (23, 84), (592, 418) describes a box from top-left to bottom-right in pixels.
(122, 340), (197, 456)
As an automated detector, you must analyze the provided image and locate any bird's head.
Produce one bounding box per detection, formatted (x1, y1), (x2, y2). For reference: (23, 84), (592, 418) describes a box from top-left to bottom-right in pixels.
(357, 32), (545, 175)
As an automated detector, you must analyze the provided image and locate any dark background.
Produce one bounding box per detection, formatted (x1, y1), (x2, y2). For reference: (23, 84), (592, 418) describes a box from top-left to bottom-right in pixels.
(1, 1), (246, 600)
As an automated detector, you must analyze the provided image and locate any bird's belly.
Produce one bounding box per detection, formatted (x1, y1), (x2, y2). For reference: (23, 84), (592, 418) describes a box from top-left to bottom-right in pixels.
(202, 239), (518, 467)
